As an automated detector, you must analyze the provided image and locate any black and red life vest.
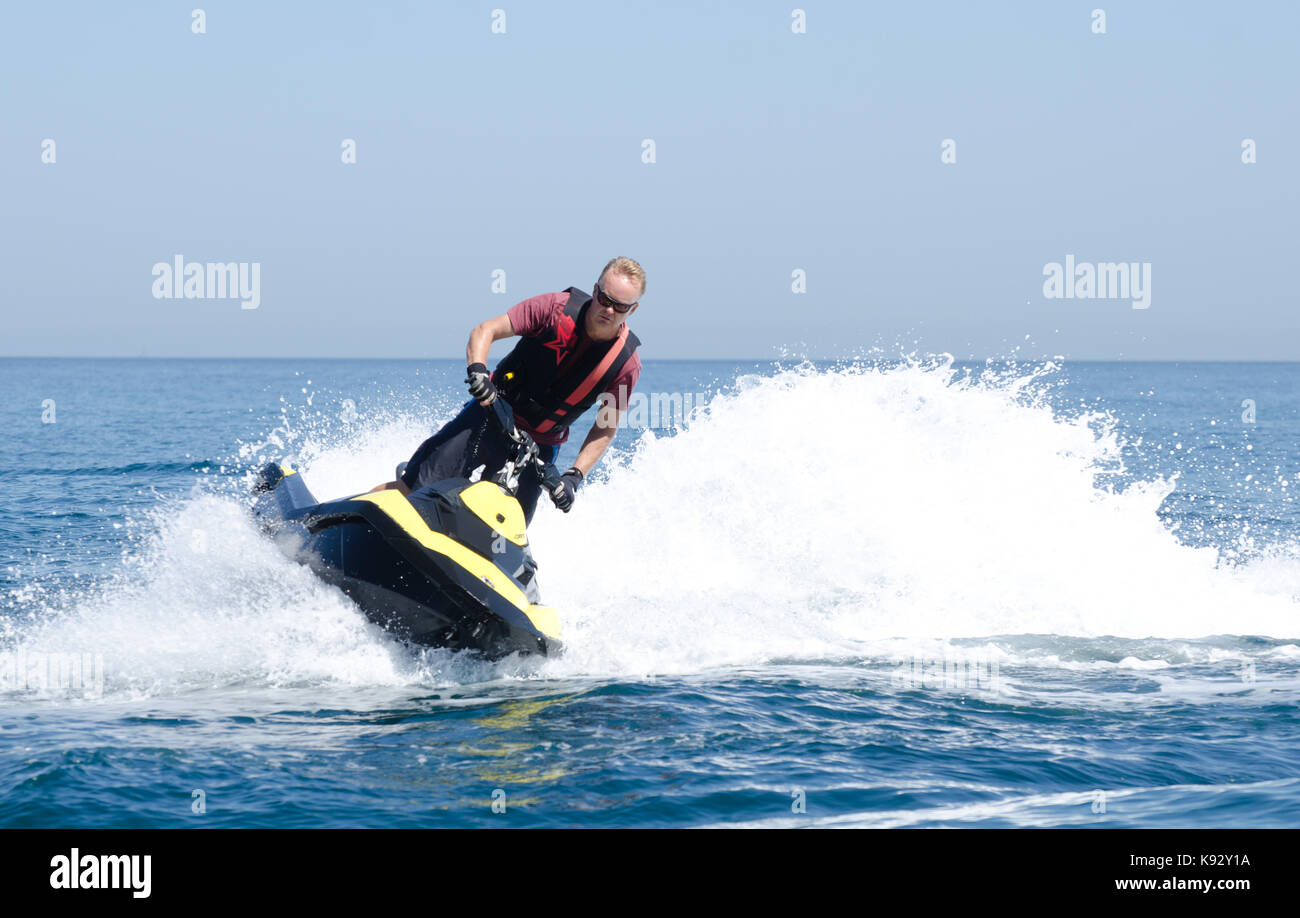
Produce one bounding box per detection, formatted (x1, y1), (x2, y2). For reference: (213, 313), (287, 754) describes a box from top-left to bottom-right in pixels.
(492, 287), (641, 436)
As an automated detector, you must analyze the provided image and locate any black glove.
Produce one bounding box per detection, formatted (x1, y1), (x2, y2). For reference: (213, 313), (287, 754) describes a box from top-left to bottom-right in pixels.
(466, 362), (497, 405)
(551, 466), (583, 513)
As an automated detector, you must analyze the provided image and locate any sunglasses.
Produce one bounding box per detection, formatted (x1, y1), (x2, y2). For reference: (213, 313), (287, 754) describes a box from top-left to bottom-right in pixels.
(594, 283), (637, 314)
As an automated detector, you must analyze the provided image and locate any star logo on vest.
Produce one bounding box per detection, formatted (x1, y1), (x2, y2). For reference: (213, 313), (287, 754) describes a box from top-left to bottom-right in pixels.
(544, 314), (577, 364)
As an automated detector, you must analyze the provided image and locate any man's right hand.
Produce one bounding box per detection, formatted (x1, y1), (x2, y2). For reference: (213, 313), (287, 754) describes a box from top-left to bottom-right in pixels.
(466, 363), (498, 406)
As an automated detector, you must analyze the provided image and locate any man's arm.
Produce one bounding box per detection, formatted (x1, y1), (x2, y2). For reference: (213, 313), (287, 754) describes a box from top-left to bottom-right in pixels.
(570, 368), (638, 477)
(571, 411), (620, 477)
(467, 314), (516, 365)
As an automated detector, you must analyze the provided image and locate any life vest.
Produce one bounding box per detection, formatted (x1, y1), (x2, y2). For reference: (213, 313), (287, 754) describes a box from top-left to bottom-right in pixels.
(493, 287), (641, 435)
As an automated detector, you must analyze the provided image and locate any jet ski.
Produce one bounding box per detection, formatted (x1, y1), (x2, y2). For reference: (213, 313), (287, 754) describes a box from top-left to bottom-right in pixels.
(251, 398), (564, 658)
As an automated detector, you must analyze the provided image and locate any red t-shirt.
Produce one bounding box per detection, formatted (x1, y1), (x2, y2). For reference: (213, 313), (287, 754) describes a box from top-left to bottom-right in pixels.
(500, 291), (642, 445)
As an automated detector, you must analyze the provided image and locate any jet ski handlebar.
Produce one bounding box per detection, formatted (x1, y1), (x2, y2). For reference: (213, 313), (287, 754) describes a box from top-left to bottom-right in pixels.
(487, 397), (564, 496)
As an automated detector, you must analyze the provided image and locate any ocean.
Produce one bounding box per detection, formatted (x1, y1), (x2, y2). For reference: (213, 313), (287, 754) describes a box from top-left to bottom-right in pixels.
(2, 357), (1298, 827)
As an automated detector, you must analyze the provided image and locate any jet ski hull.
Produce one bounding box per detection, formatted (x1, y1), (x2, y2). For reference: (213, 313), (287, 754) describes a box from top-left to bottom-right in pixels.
(252, 464), (561, 658)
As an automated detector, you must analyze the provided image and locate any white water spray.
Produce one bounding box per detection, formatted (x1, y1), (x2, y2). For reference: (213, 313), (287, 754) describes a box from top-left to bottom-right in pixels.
(4, 361), (1298, 698)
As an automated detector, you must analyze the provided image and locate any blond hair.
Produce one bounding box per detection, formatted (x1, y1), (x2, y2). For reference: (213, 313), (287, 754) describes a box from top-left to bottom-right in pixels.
(599, 256), (646, 297)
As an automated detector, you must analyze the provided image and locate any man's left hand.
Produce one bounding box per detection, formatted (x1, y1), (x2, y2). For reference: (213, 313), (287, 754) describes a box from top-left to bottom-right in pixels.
(551, 466), (584, 512)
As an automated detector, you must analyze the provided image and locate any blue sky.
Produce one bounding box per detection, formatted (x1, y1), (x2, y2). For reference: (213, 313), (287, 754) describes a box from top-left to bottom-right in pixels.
(2, 1), (1296, 359)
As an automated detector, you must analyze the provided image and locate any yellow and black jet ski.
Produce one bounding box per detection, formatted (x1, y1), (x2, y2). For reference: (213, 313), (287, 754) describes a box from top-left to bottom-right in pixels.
(251, 399), (562, 658)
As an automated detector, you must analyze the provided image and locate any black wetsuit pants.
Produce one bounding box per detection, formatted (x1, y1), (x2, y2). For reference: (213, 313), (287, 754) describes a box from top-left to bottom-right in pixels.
(399, 401), (559, 523)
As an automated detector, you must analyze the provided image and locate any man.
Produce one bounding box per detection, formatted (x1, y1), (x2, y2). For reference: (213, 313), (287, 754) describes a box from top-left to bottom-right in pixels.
(372, 256), (644, 522)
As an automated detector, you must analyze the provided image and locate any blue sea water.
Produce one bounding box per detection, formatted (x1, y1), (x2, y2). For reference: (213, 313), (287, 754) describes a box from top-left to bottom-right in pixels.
(1, 357), (1299, 827)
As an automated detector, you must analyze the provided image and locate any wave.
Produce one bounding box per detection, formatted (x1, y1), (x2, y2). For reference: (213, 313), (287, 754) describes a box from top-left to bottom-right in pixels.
(3, 359), (1298, 699)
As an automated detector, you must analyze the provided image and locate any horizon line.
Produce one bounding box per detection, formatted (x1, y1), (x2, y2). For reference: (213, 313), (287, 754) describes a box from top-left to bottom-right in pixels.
(4, 355), (1300, 364)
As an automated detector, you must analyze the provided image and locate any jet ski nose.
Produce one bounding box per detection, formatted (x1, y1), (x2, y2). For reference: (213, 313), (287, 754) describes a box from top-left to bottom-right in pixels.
(252, 464), (560, 657)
